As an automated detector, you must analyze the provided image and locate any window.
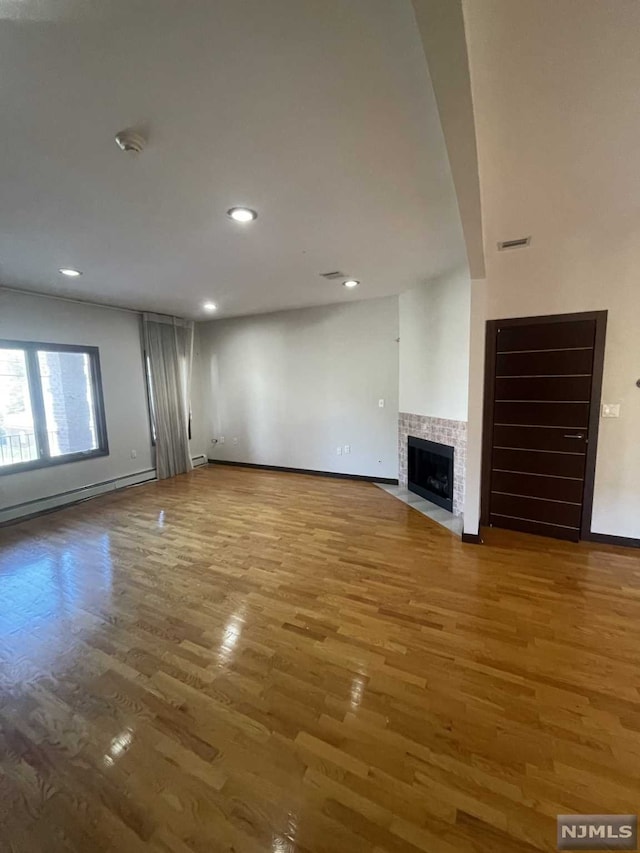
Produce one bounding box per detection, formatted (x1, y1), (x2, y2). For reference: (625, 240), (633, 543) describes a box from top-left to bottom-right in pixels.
(144, 351), (191, 445)
(144, 353), (157, 444)
(0, 341), (108, 474)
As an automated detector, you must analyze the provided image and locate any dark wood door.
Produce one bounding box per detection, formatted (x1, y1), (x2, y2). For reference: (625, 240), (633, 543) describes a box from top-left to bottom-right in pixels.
(484, 315), (604, 541)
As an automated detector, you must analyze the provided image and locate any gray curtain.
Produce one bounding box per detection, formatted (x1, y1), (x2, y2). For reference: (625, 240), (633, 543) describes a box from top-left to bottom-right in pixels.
(143, 313), (194, 480)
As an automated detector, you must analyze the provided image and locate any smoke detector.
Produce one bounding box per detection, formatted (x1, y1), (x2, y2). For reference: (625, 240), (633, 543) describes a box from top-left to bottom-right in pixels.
(114, 129), (146, 153)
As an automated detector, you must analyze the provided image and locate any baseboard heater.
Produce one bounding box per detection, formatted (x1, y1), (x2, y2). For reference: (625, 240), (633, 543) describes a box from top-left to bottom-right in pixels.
(0, 468), (157, 526)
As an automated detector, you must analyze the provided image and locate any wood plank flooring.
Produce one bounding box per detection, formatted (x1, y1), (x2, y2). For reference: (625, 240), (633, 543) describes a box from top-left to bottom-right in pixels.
(1, 465), (640, 852)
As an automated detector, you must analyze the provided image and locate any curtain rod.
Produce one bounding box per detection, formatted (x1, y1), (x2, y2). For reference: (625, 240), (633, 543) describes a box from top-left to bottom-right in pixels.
(0, 284), (182, 320)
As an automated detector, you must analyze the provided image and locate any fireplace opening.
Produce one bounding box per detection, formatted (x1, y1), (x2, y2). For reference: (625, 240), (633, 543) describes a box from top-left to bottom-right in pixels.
(407, 436), (454, 512)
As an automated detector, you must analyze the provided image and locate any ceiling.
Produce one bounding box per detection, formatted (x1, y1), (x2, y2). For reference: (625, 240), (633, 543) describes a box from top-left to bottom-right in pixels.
(0, 0), (466, 318)
(463, 0), (640, 243)
(411, 0), (484, 281)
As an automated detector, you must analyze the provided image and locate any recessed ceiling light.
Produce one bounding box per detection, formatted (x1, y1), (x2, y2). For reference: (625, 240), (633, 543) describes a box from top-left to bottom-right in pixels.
(59, 268), (82, 277)
(227, 207), (258, 223)
(343, 279), (359, 288)
(203, 302), (217, 312)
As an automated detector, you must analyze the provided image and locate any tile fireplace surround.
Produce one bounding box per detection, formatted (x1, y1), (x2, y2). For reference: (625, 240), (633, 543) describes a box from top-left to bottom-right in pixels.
(398, 413), (467, 516)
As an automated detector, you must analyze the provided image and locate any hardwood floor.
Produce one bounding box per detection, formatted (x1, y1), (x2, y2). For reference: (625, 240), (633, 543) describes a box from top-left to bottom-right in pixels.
(1, 465), (640, 852)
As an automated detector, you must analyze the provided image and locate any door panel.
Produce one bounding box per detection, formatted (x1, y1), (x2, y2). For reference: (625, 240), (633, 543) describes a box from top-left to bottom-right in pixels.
(490, 514), (581, 542)
(487, 317), (597, 542)
(491, 493), (582, 528)
(491, 470), (584, 503)
(495, 375), (592, 402)
(492, 447), (587, 479)
(496, 348), (594, 377)
(494, 401), (590, 428)
(493, 424), (587, 453)
(496, 320), (595, 352)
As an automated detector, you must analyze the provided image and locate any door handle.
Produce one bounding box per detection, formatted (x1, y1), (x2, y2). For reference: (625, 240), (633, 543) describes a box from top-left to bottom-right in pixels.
(564, 433), (585, 439)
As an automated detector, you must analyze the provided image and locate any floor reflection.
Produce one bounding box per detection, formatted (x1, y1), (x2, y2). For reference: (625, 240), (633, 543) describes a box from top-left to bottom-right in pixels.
(217, 605), (247, 669)
(0, 531), (113, 672)
(350, 673), (367, 712)
(272, 812), (298, 852)
(103, 726), (134, 768)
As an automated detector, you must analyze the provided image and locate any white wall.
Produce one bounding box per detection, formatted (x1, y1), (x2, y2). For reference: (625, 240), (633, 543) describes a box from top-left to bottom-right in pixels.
(198, 298), (399, 479)
(0, 290), (154, 514)
(463, 0), (640, 538)
(189, 323), (208, 463)
(399, 266), (470, 420)
(462, 277), (487, 533)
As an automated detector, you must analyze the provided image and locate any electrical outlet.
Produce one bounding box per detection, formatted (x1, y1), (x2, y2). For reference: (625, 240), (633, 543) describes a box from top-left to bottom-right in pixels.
(602, 403), (621, 418)
(344, 445), (351, 454)
(219, 436), (225, 444)
(336, 446), (342, 456)
(232, 437), (238, 445)
(130, 449), (137, 459)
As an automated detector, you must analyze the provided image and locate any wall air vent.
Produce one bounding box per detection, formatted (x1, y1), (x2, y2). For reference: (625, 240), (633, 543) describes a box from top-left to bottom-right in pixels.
(497, 236), (531, 251)
(320, 271), (346, 280)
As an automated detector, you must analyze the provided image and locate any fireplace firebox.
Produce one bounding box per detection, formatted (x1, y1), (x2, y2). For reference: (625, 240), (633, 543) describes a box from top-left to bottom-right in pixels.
(407, 436), (454, 512)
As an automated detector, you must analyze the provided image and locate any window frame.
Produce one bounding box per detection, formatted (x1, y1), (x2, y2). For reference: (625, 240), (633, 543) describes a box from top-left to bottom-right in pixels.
(143, 351), (157, 446)
(0, 339), (109, 476)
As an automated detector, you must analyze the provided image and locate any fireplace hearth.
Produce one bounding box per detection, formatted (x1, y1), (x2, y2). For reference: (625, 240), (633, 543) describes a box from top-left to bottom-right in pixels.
(407, 435), (454, 512)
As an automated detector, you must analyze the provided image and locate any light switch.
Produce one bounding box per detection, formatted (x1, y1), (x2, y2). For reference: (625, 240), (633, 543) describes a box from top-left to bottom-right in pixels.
(336, 446), (342, 456)
(602, 403), (621, 418)
(378, 399), (385, 408)
(344, 445), (351, 454)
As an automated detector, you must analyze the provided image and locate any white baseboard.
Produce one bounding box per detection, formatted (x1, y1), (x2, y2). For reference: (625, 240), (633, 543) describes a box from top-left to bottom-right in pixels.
(0, 468), (157, 525)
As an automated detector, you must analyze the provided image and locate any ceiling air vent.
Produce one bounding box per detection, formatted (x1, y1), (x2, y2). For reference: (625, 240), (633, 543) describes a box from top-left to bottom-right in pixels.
(320, 271), (346, 280)
(497, 236), (531, 251)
